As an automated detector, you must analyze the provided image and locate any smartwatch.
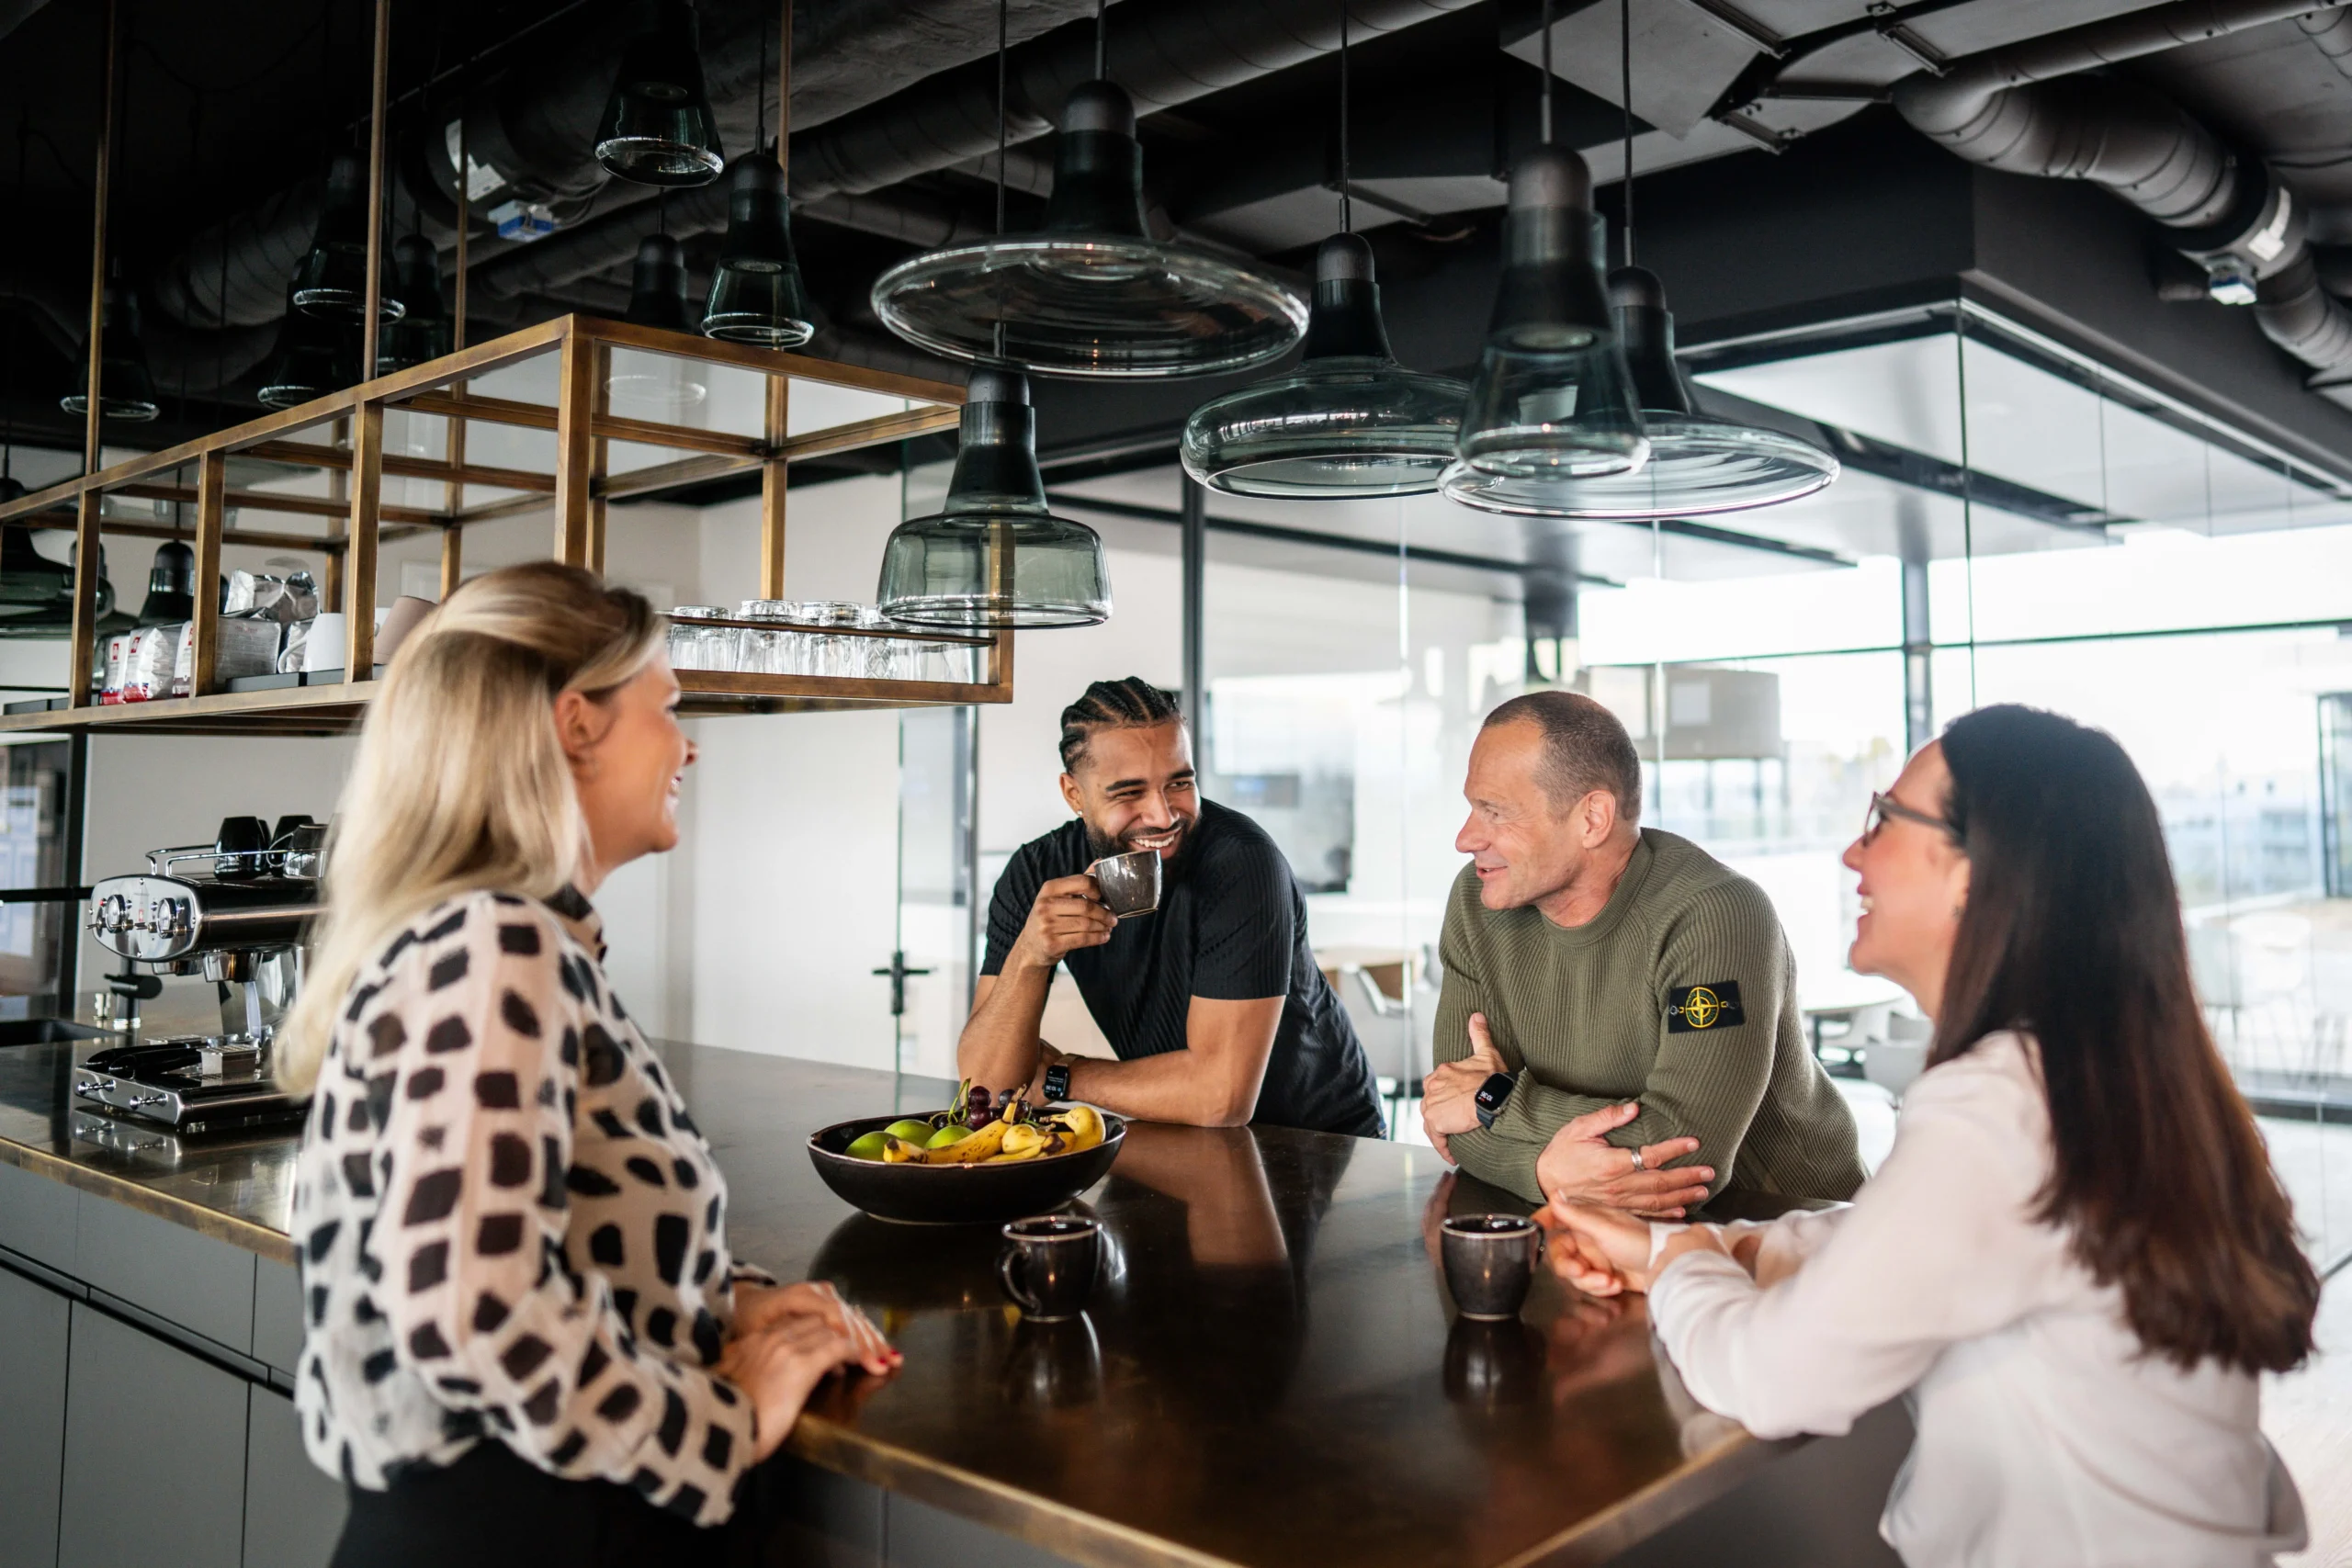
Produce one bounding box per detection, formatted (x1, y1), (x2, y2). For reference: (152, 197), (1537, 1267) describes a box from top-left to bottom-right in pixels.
(1473, 1071), (1517, 1130)
(1042, 1062), (1073, 1104)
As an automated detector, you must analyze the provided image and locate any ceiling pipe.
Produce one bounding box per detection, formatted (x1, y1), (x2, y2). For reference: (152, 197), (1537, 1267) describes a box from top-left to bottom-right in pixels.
(1894, 0), (2352, 379)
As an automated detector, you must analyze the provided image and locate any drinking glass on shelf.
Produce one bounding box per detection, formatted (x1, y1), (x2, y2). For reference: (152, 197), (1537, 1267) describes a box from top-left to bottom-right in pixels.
(737, 600), (802, 675)
(666, 606), (731, 671)
(855, 604), (910, 680)
(800, 602), (865, 679)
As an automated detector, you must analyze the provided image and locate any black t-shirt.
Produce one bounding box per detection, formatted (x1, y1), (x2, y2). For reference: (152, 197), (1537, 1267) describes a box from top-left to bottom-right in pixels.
(981, 799), (1385, 1138)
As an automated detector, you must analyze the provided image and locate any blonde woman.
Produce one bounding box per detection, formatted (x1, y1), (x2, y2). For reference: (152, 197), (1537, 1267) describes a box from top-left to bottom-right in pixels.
(279, 563), (897, 1567)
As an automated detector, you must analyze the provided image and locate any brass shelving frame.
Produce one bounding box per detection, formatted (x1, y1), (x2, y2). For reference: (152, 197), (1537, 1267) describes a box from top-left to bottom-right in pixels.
(0, 314), (997, 736)
(5, 0), (1003, 739)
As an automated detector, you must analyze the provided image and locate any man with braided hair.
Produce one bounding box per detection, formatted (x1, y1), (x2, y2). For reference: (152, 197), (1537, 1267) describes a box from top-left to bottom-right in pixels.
(960, 676), (1385, 1136)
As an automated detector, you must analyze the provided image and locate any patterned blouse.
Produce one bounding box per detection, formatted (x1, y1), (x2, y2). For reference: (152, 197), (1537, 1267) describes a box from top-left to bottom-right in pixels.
(292, 887), (770, 1526)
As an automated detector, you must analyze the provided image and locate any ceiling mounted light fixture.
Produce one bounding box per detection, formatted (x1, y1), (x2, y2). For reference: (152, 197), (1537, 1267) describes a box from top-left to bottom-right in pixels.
(871, 3), (1304, 378)
(610, 223), (710, 411)
(292, 152), (407, 323)
(700, 9), (812, 345)
(876, 367), (1111, 628)
(1453, 0), (1833, 518)
(1180, 6), (1464, 497)
(376, 234), (451, 374)
(258, 288), (356, 410)
(61, 271), (161, 423)
(594, 0), (726, 186)
(1442, 4), (1646, 511)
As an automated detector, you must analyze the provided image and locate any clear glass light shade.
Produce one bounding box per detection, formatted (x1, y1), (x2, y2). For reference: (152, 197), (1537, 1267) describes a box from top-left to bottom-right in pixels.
(292, 152), (407, 323)
(701, 151), (814, 346)
(1449, 266), (1838, 517)
(870, 81), (1304, 378)
(1182, 232), (1464, 497)
(607, 234), (708, 412)
(259, 294), (356, 410)
(60, 280), (160, 423)
(877, 369), (1111, 629)
(376, 235), (451, 374)
(594, 0), (725, 186)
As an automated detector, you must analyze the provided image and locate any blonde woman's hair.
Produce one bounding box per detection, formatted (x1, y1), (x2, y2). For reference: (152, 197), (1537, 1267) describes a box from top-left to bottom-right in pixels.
(275, 562), (664, 1096)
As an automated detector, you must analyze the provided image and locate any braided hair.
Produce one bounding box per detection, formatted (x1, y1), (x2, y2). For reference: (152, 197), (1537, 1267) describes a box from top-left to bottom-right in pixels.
(1058, 676), (1182, 773)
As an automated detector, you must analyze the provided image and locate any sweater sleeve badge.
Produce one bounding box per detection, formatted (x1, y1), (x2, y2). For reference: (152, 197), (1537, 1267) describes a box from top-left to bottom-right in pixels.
(1666, 982), (1745, 1032)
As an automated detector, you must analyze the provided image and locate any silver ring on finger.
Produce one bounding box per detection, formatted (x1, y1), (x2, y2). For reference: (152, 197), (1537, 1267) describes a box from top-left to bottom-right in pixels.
(1628, 1147), (1645, 1172)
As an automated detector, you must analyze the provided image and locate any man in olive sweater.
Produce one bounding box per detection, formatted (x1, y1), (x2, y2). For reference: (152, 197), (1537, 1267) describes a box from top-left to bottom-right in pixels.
(1421, 692), (1863, 1215)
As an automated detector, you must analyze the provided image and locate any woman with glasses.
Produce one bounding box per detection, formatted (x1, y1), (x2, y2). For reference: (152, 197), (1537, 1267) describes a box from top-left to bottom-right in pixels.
(1543, 705), (2319, 1566)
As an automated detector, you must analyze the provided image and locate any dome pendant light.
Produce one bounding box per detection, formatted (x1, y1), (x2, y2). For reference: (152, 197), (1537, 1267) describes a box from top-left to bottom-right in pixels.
(61, 269), (161, 423)
(876, 367), (1112, 629)
(292, 152), (408, 323)
(594, 0), (726, 186)
(699, 12), (812, 345)
(1442, 4), (1646, 510)
(1180, 6), (1464, 496)
(376, 234), (452, 374)
(1447, 0), (1833, 518)
(871, 5), (1304, 378)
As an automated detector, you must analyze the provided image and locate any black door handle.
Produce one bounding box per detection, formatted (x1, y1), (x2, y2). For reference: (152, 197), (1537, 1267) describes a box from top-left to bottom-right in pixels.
(870, 951), (935, 1016)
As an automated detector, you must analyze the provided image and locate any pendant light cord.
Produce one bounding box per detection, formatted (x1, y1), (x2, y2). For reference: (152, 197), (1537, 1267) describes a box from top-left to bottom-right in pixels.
(1621, 0), (1634, 267)
(757, 13), (769, 153)
(1095, 0), (1106, 81)
(995, 0), (1007, 236)
(1338, 0), (1351, 232)
(1539, 0), (1554, 146)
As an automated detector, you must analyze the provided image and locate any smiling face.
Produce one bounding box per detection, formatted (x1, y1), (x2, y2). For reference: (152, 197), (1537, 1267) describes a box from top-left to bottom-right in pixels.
(1060, 720), (1200, 864)
(1843, 740), (1972, 1017)
(1455, 719), (1622, 914)
(560, 654), (695, 886)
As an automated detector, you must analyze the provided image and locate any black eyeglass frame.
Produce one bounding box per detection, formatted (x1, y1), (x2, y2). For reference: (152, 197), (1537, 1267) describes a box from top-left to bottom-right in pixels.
(1861, 790), (1962, 846)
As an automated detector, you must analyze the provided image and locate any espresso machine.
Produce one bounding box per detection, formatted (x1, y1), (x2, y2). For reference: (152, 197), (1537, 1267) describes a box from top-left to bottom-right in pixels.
(74, 817), (322, 1135)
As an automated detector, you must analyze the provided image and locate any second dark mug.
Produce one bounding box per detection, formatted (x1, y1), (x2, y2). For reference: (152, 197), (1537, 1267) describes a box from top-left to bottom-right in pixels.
(1440, 1213), (1541, 1321)
(999, 1215), (1102, 1321)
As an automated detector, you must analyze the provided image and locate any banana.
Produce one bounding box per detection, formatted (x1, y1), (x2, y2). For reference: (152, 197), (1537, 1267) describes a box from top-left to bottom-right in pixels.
(1057, 1104), (1105, 1152)
(982, 1145), (1044, 1164)
(881, 1136), (926, 1164)
(926, 1119), (1012, 1166)
(1001, 1123), (1046, 1157)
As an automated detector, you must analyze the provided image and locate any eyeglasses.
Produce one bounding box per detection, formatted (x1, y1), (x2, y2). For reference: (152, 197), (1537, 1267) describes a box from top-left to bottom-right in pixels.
(1860, 790), (1961, 846)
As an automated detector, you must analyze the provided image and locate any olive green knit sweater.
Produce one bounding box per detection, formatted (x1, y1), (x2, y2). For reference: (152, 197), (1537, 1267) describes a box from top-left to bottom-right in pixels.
(1435, 829), (1865, 1208)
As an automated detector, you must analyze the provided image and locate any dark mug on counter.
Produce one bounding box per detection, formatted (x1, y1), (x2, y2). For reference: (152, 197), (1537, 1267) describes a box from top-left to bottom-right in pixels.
(999, 1215), (1101, 1321)
(1088, 849), (1161, 920)
(1440, 1213), (1541, 1321)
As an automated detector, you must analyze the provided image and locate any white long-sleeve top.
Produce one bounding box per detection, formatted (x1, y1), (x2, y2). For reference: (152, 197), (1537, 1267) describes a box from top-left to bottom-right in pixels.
(1647, 1031), (2307, 1568)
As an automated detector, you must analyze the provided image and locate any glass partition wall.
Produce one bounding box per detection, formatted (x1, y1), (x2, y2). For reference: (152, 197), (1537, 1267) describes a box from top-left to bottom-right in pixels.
(1043, 299), (2350, 1273)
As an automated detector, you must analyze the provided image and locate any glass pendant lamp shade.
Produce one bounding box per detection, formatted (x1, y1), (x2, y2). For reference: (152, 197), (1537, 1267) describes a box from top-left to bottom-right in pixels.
(292, 153), (407, 323)
(609, 233), (709, 411)
(594, 0), (726, 186)
(376, 236), (452, 374)
(1442, 146), (1647, 511)
(876, 368), (1110, 629)
(1451, 266), (1838, 518)
(1180, 232), (1465, 498)
(60, 278), (161, 423)
(258, 290), (354, 409)
(700, 150), (814, 346)
(870, 81), (1306, 378)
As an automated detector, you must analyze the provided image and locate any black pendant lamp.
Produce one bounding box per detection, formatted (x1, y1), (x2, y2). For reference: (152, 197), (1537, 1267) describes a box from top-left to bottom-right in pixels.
(292, 152), (407, 323)
(60, 270), (162, 423)
(700, 149), (813, 345)
(135, 541), (196, 626)
(259, 288), (356, 409)
(376, 235), (451, 374)
(594, 0), (726, 186)
(872, 1), (1302, 378)
(876, 367), (1111, 628)
(609, 229), (710, 411)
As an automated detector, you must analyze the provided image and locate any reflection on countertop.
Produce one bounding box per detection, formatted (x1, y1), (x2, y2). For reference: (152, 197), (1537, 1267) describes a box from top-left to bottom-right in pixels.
(0, 1036), (1795, 1568)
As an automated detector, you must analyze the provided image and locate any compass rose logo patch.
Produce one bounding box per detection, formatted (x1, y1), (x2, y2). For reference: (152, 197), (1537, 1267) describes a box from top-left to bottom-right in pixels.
(1667, 982), (1745, 1032)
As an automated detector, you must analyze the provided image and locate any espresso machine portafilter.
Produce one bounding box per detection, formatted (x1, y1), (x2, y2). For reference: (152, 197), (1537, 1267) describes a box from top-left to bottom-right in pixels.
(74, 817), (322, 1134)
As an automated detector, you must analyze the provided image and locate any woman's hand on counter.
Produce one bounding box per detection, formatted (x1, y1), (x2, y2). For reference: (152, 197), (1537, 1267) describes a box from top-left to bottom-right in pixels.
(734, 1279), (898, 1372)
(718, 1310), (888, 1461)
(1538, 1201), (1658, 1295)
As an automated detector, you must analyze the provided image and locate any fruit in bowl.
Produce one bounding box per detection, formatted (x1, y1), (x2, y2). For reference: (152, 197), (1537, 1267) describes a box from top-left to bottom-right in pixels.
(806, 1084), (1127, 1226)
(844, 1083), (1108, 1166)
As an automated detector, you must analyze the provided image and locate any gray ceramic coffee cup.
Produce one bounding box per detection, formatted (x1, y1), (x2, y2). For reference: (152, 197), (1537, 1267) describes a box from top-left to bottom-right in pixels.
(1089, 849), (1162, 919)
(1440, 1213), (1541, 1321)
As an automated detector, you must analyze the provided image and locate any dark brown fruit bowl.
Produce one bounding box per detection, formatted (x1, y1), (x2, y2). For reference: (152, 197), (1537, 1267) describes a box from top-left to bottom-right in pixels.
(806, 1111), (1127, 1226)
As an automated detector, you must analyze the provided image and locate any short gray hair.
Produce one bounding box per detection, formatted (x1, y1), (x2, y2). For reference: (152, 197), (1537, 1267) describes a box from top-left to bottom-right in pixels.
(1482, 690), (1643, 825)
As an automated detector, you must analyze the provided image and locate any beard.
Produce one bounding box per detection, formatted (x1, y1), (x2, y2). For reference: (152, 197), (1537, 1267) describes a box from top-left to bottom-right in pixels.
(1084, 815), (1191, 866)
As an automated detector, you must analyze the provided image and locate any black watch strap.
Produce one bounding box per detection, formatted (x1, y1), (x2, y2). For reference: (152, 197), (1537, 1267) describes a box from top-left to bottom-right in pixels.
(1042, 1062), (1072, 1103)
(1473, 1070), (1517, 1130)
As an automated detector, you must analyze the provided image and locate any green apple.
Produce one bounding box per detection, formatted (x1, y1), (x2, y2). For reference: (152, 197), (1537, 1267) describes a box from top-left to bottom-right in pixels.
(844, 1131), (889, 1161)
(882, 1119), (934, 1145)
(925, 1123), (970, 1151)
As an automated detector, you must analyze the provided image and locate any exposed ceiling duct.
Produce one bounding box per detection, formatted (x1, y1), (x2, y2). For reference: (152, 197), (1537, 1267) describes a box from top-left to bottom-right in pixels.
(1893, 0), (2352, 394)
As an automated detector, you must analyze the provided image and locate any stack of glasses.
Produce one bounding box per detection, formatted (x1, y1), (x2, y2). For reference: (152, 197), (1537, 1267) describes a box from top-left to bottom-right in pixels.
(664, 603), (973, 682)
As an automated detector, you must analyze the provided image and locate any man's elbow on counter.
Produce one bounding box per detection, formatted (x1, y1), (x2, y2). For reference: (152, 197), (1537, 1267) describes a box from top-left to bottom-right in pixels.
(1198, 1083), (1258, 1129)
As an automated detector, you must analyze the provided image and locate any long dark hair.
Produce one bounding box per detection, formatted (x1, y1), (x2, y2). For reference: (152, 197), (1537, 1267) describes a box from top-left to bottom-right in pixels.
(1934, 705), (2317, 1374)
